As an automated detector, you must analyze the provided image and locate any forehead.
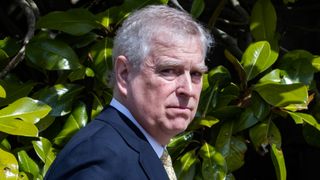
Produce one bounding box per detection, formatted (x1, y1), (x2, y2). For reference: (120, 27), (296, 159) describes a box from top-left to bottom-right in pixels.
(146, 34), (205, 66)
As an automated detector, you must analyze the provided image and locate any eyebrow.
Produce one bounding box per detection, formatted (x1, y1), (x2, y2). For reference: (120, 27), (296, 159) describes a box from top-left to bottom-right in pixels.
(156, 59), (208, 72)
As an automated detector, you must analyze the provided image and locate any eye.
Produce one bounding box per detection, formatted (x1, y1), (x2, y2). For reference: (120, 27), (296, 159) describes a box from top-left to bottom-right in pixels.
(191, 71), (203, 82)
(159, 68), (180, 80)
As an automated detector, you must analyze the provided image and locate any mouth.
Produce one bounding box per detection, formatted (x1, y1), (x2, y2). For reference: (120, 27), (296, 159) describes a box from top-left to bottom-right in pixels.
(167, 106), (193, 111)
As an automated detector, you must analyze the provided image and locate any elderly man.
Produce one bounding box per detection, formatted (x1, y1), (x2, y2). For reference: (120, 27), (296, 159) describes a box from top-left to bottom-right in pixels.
(45, 4), (213, 180)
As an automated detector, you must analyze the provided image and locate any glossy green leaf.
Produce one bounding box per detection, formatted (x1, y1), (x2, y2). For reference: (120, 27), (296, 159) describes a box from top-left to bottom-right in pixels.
(0, 138), (11, 151)
(0, 97), (51, 124)
(215, 122), (247, 172)
(32, 137), (52, 163)
(0, 48), (9, 71)
(188, 116), (219, 130)
(89, 38), (113, 85)
(199, 143), (227, 180)
(259, 69), (291, 84)
(241, 41), (278, 81)
(215, 83), (240, 109)
(224, 49), (247, 88)
(0, 48), (9, 60)
(277, 50), (315, 85)
(26, 39), (81, 70)
(17, 150), (40, 178)
(250, 0), (276, 41)
(249, 119), (281, 154)
(0, 79), (35, 107)
(253, 83), (308, 107)
(96, 0), (168, 28)
(0, 148), (19, 180)
(37, 9), (99, 36)
(0, 84), (5, 98)
(207, 65), (231, 87)
(36, 115), (56, 132)
(210, 106), (242, 120)
(68, 67), (95, 82)
(53, 101), (88, 146)
(234, 93), (270, 133)
(174, 150), (198, 180)
(33, 84), (84, 117)
(168, 131), (194, 160)
(0, 37), (20, 57)
(270, 144), (286, 180)
(42, 148), (56, 176)
(312, 56), (320, 72)
(0, 118), (38, 137)
(18, 172), (29, 180)
(91, 93), (104, 119)
(287, 112), (320, 131)
(191, 0), (205, 18)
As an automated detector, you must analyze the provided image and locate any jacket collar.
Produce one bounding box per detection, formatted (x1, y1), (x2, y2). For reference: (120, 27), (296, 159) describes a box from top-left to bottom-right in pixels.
(96, 107), (169, 180)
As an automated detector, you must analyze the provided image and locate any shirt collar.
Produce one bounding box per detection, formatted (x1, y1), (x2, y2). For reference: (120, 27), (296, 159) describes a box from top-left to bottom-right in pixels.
(110, 98), (164, 158)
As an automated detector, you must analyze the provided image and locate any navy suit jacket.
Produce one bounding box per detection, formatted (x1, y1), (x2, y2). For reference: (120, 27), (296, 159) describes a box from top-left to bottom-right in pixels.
(45, 106), (169, 180)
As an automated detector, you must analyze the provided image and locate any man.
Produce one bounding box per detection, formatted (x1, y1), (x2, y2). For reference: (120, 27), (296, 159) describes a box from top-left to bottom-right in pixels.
(45, 4), (213, 180)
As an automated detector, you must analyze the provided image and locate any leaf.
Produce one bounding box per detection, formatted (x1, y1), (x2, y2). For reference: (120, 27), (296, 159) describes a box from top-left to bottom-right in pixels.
(91, 93), (104, 119)
(37, 9), (100, 36)
(0, 138), (11, 151)
(53, 101), (88, 146)
(68, 67), (95, 82)
(0, 97), (51, 124)
(234, 93), (270, 133)
(215, 122), (247, 172)
(0, 148), (19, 180)
(42, 148), (56, 176)
(168, 131), (194, 160)
(0, 37), (20, 57)
(32, 137), (56, 176)
(33, 84), (84, 117)
(26, 39), (81, 70)
(89, 38), (113, 85)
(188, 116), (219, 130)
(191, 0), (205, 18)
(0, 84), (5, 98)
(258, 69), (291, 84)
(0, 79), (36, 107)
(241, 41), (278, 81)
(270, 144), (286, 180)
(96, 0), (169, 28)
(249, 119), (281, 154)
(199, 143), (227, 180)
(312, 56), (320, 72)
(32, 137), (52, 163)
(17, 150), (40, 178)
(207, 65), (231, 88)
(277, 50), (315, 85)
(253, 83), (308, 107)
(174, 150), (198, 180)
(287, 112), (320, 131)
(224, 49), (246, 88)
(250, 0), (276, 41)
(0, 118), (38, 137)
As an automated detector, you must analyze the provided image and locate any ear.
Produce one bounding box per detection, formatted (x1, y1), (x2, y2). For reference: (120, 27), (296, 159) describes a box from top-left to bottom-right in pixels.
(114, 55), (130, 97)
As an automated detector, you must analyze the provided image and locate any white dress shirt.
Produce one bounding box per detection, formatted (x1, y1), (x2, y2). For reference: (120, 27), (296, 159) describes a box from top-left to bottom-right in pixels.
(110, 98), (164, 158)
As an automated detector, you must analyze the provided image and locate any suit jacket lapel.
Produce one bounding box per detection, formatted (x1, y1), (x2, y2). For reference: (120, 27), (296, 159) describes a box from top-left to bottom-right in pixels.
(96, 107), (168, 180)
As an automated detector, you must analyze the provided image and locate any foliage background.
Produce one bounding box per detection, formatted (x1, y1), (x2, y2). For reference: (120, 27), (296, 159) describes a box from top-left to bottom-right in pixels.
(0, 0), (319, 179)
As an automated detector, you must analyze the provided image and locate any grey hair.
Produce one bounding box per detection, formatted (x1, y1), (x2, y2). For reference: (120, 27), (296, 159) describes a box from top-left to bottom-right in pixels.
(110, 5), (213, 87)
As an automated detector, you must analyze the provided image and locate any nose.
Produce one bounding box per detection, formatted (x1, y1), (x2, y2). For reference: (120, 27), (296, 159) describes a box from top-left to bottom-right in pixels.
(176, 72), (193, 97)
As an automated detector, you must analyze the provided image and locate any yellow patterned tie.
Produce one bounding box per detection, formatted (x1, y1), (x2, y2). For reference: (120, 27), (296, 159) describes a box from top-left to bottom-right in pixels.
(160, 149), (177, 180)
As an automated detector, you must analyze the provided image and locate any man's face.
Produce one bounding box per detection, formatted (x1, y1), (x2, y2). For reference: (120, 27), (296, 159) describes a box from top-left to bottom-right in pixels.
(125, 36), (206, 145)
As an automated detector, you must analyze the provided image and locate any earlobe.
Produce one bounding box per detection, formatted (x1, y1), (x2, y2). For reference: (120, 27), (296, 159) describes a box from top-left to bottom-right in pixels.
(114, 55), (130, 96)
